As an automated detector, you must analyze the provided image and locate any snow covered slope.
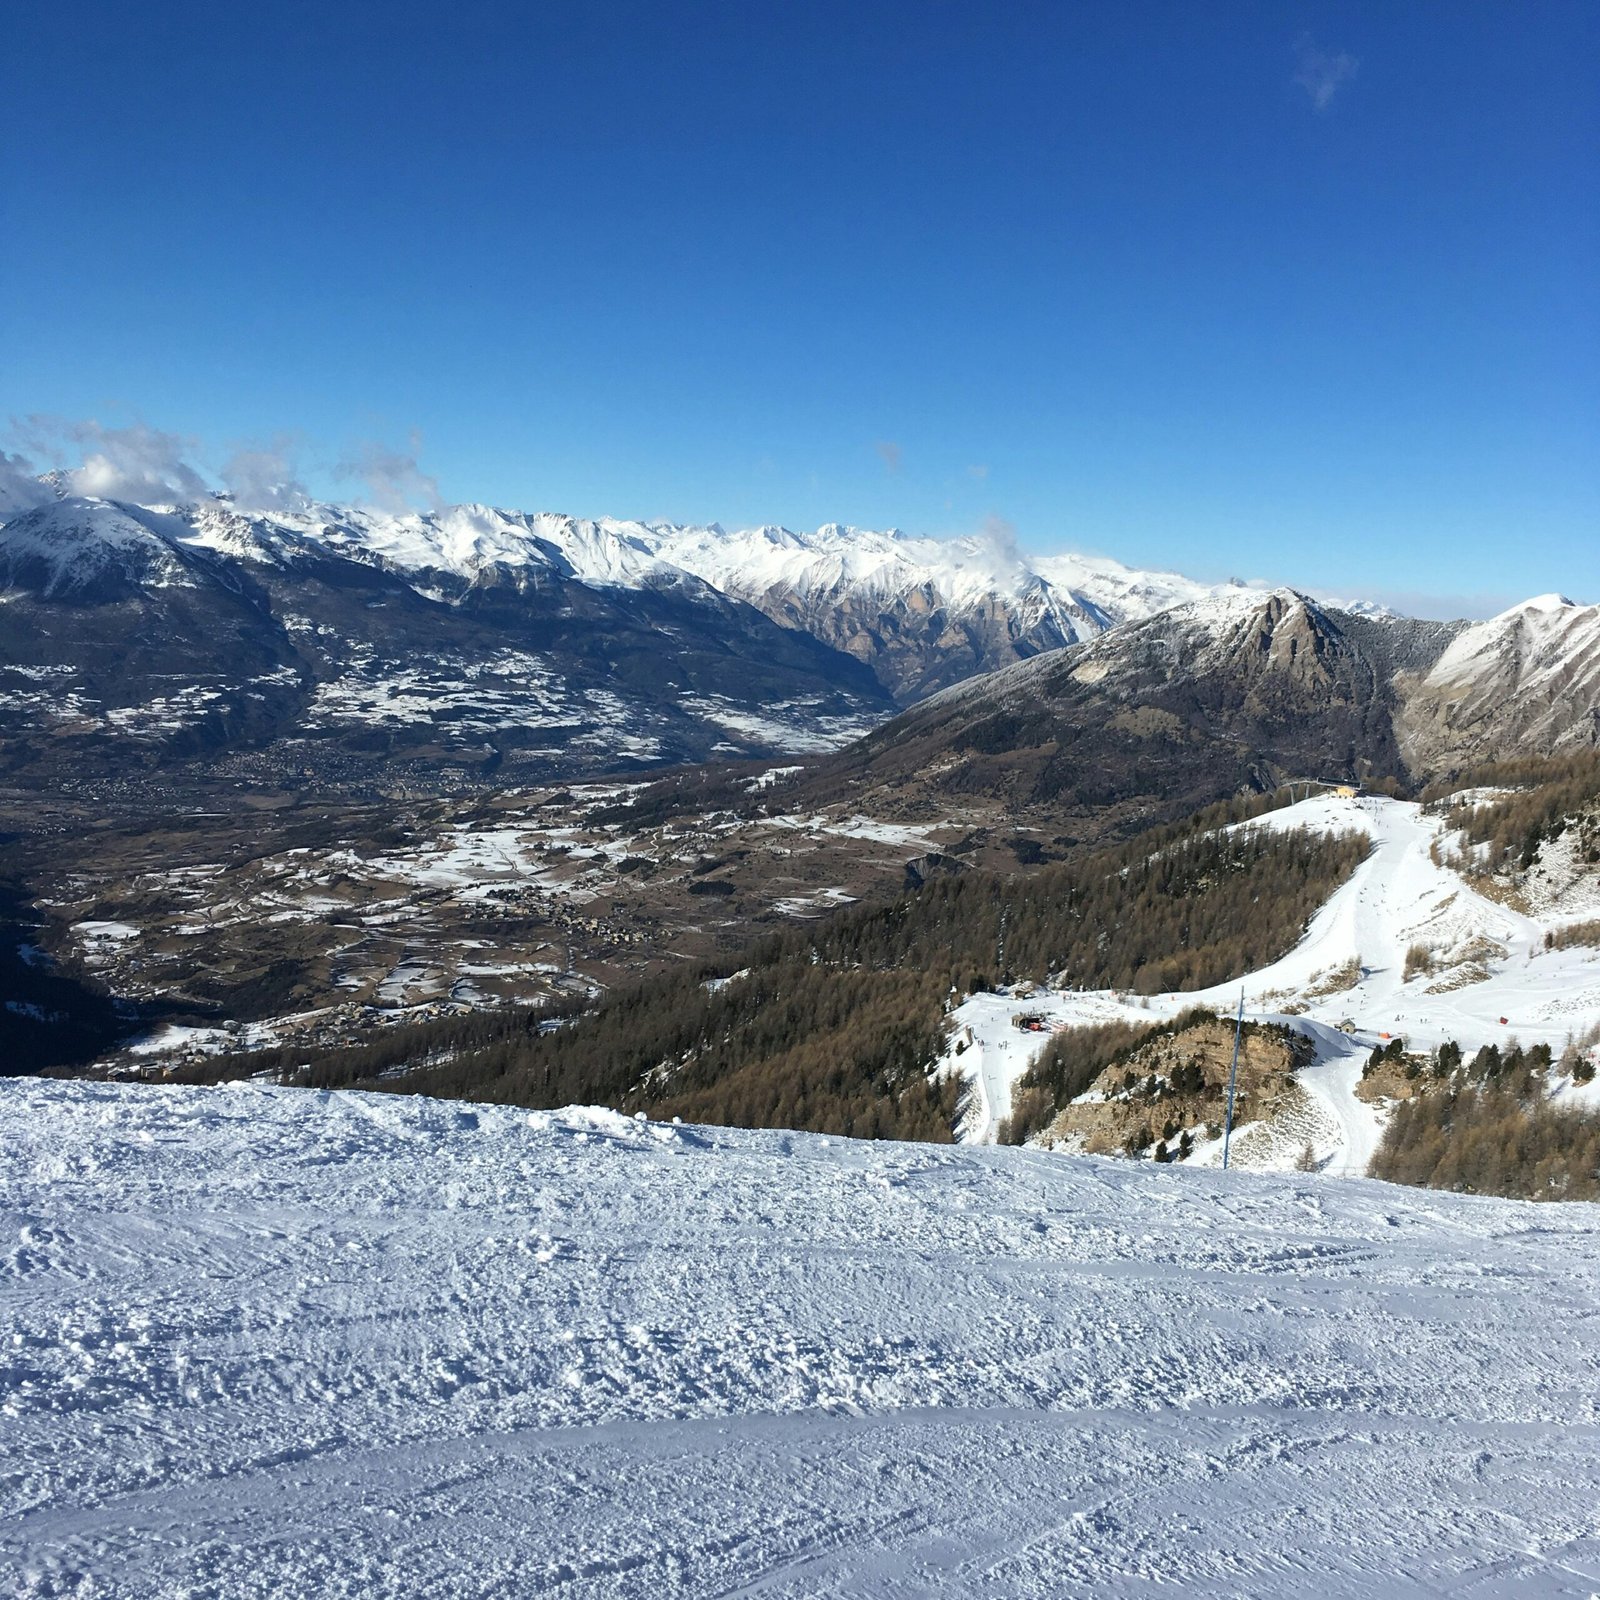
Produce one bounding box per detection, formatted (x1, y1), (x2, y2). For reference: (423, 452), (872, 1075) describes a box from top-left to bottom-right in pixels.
(634, 520), (1210, 621)
(5, 1077), (1599, 1598)
(0, 499), (195, 598)
(947, 794), (1600, 1160)
(1398, 593), (1600, 769)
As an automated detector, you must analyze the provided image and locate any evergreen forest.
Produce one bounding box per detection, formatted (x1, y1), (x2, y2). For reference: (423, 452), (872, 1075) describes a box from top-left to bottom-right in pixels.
(160, 793), (1367, 1141)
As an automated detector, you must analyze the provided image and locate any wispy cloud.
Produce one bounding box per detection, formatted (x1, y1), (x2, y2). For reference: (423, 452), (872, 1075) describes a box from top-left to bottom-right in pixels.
(977, 511), (1023, 568)
(874, 440), (903, 474)
(1293, 34), (1358, 112)
(16, 416), (211, 504)
(966, 463), (989, 481)
(220, 435), (311, 511)
(0, 448), (48, 514)
(3, 416), (447, 516)
(335, 431), (441, 512)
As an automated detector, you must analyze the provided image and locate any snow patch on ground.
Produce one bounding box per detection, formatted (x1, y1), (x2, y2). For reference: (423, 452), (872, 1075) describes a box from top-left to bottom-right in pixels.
(771, 887), (858, 917)
(768, 812), (951, 850)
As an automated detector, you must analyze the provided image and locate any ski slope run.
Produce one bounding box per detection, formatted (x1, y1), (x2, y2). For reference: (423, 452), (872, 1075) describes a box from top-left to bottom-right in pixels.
(5, 1078), (1600, 1597)
(949, 795), (1600, 1161)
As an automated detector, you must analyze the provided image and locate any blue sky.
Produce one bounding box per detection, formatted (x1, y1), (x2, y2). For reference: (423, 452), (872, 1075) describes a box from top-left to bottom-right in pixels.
(4, 1), (1595, 614)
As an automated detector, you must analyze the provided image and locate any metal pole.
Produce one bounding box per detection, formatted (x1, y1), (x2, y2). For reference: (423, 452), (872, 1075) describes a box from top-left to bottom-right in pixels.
(1221, 989), (1244, 1171)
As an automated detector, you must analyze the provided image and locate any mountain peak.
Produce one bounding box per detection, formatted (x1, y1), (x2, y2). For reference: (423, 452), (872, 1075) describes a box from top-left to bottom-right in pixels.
(1497, 592), (1578, 619)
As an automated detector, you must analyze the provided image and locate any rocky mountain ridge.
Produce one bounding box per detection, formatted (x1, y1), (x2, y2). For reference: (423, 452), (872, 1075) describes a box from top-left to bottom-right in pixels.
(804, 586), (1600, 839)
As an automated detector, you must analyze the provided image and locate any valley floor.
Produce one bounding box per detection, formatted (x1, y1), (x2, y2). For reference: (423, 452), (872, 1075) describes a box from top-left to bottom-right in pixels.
(4, 1079), (1599, 1597)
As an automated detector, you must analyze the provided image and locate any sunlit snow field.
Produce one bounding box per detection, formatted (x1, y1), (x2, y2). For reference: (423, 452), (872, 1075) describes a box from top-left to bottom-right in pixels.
(4, 1079), (1598, 1597)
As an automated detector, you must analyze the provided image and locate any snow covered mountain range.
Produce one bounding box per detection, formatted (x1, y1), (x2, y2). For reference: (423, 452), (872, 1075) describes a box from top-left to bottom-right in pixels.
(0, 487), (1215, 690)
(622, 518), (1216, 699)
(1, 481), (1596, 795)
(0, 487), (1217, 787)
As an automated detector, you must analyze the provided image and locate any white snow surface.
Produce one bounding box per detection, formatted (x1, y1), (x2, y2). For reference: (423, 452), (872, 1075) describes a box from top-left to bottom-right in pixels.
(0, 501), (194, 594)
(2, 491), (1218, 637)
(633, 519), (1217, 636)
(947, 795), (1600, 1155)
(4, 1077), (1600, 1598)
(1424, 593), (1600, 697)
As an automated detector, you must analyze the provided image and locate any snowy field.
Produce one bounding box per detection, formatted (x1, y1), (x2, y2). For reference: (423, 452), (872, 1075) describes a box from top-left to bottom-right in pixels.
(948, 794), (1600, 1157)
(4, 1078), (1600, 1597)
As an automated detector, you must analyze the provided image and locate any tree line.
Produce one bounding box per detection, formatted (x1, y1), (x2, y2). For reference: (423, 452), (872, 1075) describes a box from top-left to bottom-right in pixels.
(1369, 1035), (1600, 1201)
(1430, 751), (1600, 875)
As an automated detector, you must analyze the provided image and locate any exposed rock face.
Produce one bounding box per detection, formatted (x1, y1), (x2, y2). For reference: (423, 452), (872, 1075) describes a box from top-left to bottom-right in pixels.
(727, 574), (1120, 703)
(747, 583), (1067, 701)
(809, 589), (1462, 832)
(1354, 1052), (1430, 1106)
(1047, 1018), (1312, 1156)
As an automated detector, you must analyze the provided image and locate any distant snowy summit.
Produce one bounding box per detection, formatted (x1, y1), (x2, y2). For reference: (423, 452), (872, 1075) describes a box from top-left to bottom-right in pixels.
(0, 484), (1222, 701)
(631, 518), (1221, 699)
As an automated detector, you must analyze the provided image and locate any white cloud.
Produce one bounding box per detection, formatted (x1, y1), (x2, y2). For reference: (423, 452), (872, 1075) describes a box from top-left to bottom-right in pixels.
(4, 417), (447, 517)
(1293, 34), (1359, 112)
(976, 511), (1023, 568)
(220, 435), (311, 511)
(17, 416), (211, 504)
(337, 431), (441, 512)
(0, 448), (49, 516)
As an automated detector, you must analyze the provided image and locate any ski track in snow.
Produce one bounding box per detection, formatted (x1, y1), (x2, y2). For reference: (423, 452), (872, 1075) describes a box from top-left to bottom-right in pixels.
(4, 1079), (1600, 1597)
(948, 795), (1600, 1157)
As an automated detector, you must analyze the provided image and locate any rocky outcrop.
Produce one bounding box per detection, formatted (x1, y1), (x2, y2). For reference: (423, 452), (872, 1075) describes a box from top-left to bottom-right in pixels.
(741, 580), (1087, 702)
(1047, 1018), (1312, 1157)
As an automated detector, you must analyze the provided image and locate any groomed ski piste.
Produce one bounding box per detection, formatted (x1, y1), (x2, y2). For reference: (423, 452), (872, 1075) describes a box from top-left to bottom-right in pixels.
(948, 794), (1600, 1161)
(5, 1075), (1600, 1598)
